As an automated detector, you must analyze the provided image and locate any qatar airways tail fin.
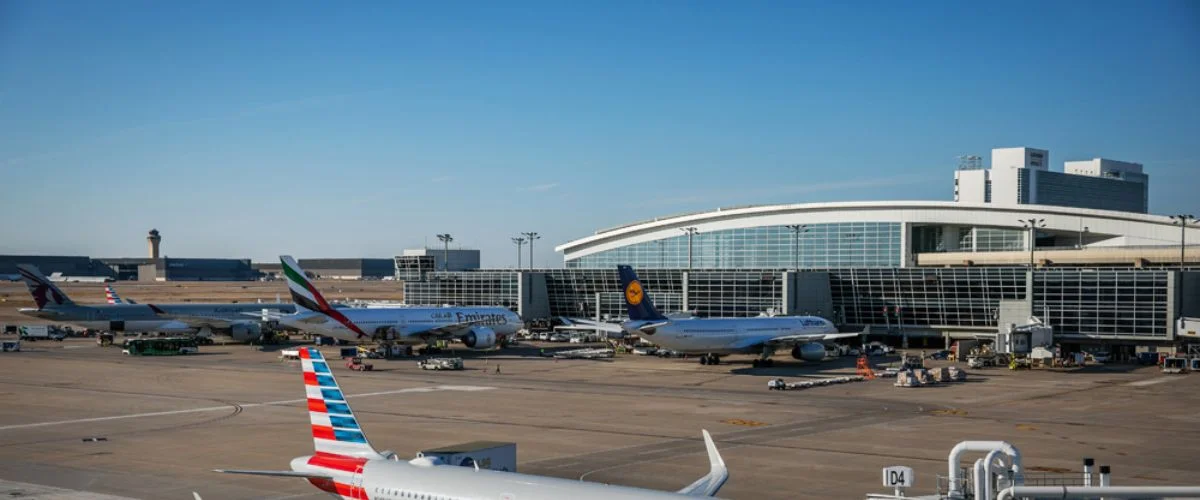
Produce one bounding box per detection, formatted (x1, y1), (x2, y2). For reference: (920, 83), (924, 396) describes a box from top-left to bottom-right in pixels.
(16, 265), (74, 310)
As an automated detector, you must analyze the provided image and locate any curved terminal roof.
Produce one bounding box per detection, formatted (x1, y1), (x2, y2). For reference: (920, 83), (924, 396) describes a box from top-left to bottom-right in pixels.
(556, 201), (1197, 260)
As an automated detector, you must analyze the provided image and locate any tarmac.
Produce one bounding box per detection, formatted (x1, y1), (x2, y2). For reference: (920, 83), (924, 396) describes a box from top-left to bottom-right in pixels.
(0, 338), (1197, 499)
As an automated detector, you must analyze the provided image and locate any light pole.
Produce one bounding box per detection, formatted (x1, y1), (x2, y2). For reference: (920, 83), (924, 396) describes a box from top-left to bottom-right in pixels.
(1018, 218), (1046, 269)
(1078, 220), (1089, 249)
(679, 227), (698, 270)
(785, 224), (808, 270)
(1169, 214), (1197, 270)
(522, 232), (540, 270)
(511, 237), (526, 269)
(436, 233), (453, 271)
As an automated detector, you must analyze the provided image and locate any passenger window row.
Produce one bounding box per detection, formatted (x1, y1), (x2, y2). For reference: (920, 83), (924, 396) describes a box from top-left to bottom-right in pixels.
(372, 486), (461, 500)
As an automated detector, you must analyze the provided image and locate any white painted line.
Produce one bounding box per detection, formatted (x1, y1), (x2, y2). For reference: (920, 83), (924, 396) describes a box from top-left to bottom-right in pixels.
(0, 478), (138, 499)
(1126, 377), (1183, 387)
(0, 385), (494, 431)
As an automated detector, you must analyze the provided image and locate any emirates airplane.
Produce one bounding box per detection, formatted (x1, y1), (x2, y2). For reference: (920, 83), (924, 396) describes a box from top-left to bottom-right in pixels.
(275, 256), (522, 350)
(216, 346), (729, 499)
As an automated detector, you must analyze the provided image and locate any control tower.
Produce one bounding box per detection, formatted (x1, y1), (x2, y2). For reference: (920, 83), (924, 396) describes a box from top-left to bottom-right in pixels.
(147, 229), (162, 259)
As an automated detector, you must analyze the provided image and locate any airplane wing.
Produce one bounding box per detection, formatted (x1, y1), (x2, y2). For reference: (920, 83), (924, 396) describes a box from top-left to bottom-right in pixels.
(762, 331), (862, 346)
(213, 469), (331, 479)
(147, 305), (253, 329)
(732, 329), (864, 350)
(556, 318), (625, 334)
(420, 319), (505, 338)
(676, 430), (728, 497)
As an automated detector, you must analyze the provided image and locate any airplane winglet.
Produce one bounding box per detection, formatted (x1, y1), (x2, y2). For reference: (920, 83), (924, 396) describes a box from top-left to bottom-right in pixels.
(676, 429), (729, 497)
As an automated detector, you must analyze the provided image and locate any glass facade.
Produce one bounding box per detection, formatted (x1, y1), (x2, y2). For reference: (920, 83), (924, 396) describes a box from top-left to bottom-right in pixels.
(1034, 269), (1170, 338)
(403, 268), (1179, 340)
(567, 223), (902, 269)
(403, 271), (519, 309)
(830, 268), (1027, 328)
(973, 228), (1025, 251)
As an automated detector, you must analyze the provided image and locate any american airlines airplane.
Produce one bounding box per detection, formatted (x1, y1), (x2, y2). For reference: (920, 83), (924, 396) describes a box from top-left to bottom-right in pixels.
(105, 284), (136, 304)
(275, 256), (522, 350)
(15, 265), (291, 341)
(216, 346), (729, 499)
(564, 266), (860, 367)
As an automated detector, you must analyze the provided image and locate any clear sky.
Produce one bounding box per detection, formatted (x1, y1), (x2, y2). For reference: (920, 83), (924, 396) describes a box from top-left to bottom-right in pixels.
(1, 1), (1197, 267)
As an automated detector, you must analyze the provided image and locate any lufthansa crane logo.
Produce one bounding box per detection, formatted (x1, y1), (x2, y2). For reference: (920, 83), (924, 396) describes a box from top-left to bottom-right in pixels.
(625, 280), (644, 306)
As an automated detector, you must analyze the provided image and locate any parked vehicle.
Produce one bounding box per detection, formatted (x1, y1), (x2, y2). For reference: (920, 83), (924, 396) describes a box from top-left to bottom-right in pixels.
(19, 325), (66, 342)
(345, 357), (373, 371)
(417, 354), (463, 369)
(122, 337), (198, 356)
(418, 442), (517, 473)
(1, 341), (20, 352)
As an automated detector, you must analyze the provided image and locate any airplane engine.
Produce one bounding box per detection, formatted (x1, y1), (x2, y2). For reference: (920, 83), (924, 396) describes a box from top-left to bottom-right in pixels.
(791, 342), (826, 362)
(229, 322), (262, 343)
(461, 327), (497, 350)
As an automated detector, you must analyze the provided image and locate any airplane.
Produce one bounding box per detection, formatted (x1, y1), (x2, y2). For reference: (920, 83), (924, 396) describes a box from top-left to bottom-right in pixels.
(47, 271), (114, 283)
(15, 264), (292, 342)
(215, 346), (729, 499)
(274, 255), (523, 351)
(0, 273), (20, 282)
(562, 265), (861, 367)
(105, 284), (136, 304)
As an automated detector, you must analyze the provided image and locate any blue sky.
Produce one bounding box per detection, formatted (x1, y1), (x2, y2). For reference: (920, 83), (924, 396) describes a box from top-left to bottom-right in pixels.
(1, 1), (1197, 267)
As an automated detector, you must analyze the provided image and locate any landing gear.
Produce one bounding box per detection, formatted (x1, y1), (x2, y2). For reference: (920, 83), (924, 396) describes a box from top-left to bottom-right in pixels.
(699, 354), (720, 365)
(752, 359), (775, 368)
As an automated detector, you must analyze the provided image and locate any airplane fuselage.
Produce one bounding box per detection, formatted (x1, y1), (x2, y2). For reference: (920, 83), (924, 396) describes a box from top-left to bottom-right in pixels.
(20, 303), (294, 333)
(628, 316), (837, 355)
(279, 306), (522, 344)
(295, 454), (711, 500)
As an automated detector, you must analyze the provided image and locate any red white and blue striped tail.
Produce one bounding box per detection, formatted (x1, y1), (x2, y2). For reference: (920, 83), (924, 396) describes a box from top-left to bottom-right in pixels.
(105, 285), (123, 304)
(300, 347), (381, 459)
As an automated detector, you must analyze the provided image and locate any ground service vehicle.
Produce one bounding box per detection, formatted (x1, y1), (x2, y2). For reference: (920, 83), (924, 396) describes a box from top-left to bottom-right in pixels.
(122, 337), (199, 356)
(345, 357), (373, 371)
(18, 325), (65, 341)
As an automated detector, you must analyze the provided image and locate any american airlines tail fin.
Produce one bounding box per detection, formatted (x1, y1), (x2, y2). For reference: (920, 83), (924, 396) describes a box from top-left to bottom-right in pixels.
(299, 347), (383, 459)
(16, 265), (74, 310)
(104, 284), (135, 304)
(617, 265), (666, 321)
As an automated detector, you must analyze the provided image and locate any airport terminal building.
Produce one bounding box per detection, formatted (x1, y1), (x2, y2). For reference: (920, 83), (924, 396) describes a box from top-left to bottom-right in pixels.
(405, 147), (1200, 350)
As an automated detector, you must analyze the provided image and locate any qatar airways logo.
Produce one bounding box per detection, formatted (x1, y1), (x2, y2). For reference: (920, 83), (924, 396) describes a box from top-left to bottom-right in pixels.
(32, 284), (65, 309)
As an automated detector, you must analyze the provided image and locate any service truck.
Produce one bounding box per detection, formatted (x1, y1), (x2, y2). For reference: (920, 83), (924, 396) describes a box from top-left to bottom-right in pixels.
(418, 441), (516, 472)
(19, 325), (65, 341)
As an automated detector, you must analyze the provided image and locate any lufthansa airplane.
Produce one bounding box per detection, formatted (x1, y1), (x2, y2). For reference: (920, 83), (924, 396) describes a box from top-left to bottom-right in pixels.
(274, 256), (523, 350)
(564, 265), (860, 367)
(215, 346), (729, 499)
